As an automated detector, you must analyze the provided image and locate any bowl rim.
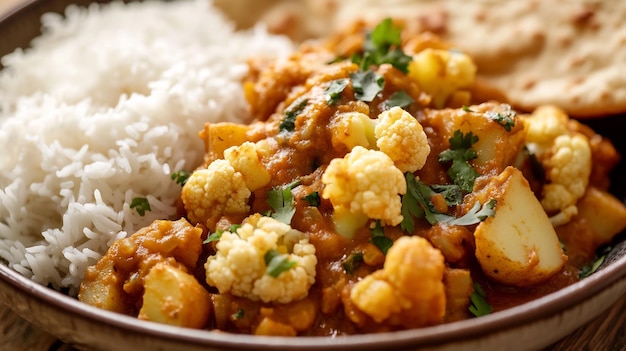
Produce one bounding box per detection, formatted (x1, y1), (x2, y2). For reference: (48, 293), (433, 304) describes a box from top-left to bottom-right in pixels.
(1, 250), (625, 350)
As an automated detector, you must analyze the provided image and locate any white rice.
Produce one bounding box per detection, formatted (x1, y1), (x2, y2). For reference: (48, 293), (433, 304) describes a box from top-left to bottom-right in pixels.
(0, 0), (293, 294)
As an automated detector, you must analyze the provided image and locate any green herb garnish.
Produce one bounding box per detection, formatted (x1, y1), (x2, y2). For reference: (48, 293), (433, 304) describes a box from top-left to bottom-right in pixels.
(325, 78), (349, 105)
(356, 18), (413, 73)
(267, 180), (301, 224)
(232, 309), (245, 320)
(384, 90), (414, 109)
(130, 197), (151, 216)
(342, 252), (364, 274)
(469, 283), (492, 317)
(370, 220), (393, 255)
(203, 224), (241, 244)
(438, 130), (480, 193)
(401, 173), (439, 232)
(580, 245), (612, 278)
(434, 199), (496, 226)
(350, 70), (385, 102)
(170, 170), (190, 186)
(279, 96), (308, 132)
(264, 249), (297, 278)
(485, 107), (516, 132)
(303, 191), (321, 207)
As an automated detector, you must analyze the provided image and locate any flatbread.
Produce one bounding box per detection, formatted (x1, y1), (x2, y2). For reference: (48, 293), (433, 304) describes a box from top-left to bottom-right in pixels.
(215, 0), (626, 118)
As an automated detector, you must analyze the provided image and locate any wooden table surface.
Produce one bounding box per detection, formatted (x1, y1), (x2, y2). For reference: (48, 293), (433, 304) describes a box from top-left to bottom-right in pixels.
(0, 0), (624, 350)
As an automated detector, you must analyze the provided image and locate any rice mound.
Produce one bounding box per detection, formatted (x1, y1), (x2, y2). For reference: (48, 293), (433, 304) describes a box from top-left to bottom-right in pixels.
(0, 0), (293, 294)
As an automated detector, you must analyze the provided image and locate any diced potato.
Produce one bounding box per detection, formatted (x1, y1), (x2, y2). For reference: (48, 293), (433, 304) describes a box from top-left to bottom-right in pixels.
(78, 260), (126, 313)
(577, 186), (626, 245)
(443, 268), (473, 322)
(473, 167), (566, 287)
(201, 122), (250, 158)
(138, 263), (211, 328)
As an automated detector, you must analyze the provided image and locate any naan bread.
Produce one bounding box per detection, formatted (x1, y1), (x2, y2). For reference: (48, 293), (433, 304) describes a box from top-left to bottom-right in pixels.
(216, 0), (626, 118)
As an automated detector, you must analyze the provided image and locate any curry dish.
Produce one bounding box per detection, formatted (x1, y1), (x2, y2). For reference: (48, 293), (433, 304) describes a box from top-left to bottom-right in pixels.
(78, 19), (626, 336)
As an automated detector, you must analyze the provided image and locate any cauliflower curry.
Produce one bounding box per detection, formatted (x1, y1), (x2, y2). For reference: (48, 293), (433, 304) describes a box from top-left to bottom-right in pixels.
(79, 19), (626, 336)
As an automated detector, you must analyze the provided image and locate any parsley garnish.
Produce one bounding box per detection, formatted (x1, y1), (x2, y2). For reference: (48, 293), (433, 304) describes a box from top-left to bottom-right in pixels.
(303, 191), (321, 207)
(579, 245), (612, 278)
(438, 130), (480, 193)
(384, 90), (414, 109)
(353, 18), (413, 73)
(267, 180), (301, 224)
(279, 96), (308, 132)
(350, 70), (385, 102)
(264, 249), (297, 278)
(325, 79), (349, 105)
(370, 220), (393, 255)
(485, 107), (516, 132)
(469, 283), (492, 317)
(342, 252), (364, 274)
(130, 197), (151, 216)
(170, 170), (190, 186)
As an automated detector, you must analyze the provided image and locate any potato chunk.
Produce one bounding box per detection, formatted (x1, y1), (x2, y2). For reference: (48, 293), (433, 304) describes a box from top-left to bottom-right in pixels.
(473, 167), (566, 287)
(577, 186), (626, 246)
(138, 263), (212, 328)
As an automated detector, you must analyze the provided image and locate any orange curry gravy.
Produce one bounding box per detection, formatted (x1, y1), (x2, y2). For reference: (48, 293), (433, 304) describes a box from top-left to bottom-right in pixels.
(79, 20), (626, 336)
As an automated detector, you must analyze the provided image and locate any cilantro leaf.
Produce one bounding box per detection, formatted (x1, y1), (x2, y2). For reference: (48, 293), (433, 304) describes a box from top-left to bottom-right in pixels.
(350, 70), (385, 102)
(170, 170), (190, 186)
(342, 252), (364, 274)
(485, 108), (516, 132)
(580, 245), (612, 278)
(434, 199), (496, 226)
(279, 96), (308, 133)
(264, 249), (297, 278)
(430, 184), (463, 206)
(469, 283), (492, 317)
(203, 224), (241, 244)
(303, 191), (321, 207)
(130, 197), (151, 216)
(325, 78), (349, 105)
(384, 90), (414, 109)
(367, 17), (402, 50)
(438, 130), (480, 193)
(370, 220), (393, 255)
(232, 309), (245, 320)
(401, 173), (439, 232)
(267, 180), (301, 224)
(361, 18), (412, 73)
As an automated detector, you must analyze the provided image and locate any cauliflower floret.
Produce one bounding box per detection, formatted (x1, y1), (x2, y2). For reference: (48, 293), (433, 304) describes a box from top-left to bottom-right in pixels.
(408, 48), (477, 108)
(375, 106), (430, 172)
(321, 146), (406, 236)
(330, 107), (430, 173)
(223, 141), (271, 191)
(349, 236), (446, 328)
(181, 160), (251, 229)
(205, 214), (317, 304)
(523, 106), (592, 224)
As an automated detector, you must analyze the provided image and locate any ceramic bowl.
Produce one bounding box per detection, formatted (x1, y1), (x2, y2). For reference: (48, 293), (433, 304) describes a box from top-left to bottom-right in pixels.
(0, 1), (625, 350)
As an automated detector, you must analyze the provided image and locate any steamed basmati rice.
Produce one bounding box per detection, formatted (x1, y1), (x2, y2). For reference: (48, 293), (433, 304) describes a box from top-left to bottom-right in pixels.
(0, 0), (293, 294)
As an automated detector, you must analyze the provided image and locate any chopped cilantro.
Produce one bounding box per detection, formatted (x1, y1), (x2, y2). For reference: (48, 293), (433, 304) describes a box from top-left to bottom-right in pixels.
(170, 170), (190, 186)
(370, 220), (393, 255)
(434, 199), (496, 226)
(203, 224), (241, 244)
(232, 309), (245, 320)
(485, 107), (516, 132)
(342, 252), (364, 274)
(438, 130), (480, 193)
(401, 173), (439, 232)
(279, 96), (308, 132)
(130, 197), (151, 216)
(358, 18), (413, 73)
(469, 283), (492, 317)
(430, 184), (463, 206)
(580, 245), (612, 278)
(325, 78), (349, 105)
(462, 105), (475, 113)
(264, 249), (297, 278)
(303, 191), (321, 207)
(267, 180), (301, 224)
(384, 90), (414, 109)
(350, 70), (385, 102)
